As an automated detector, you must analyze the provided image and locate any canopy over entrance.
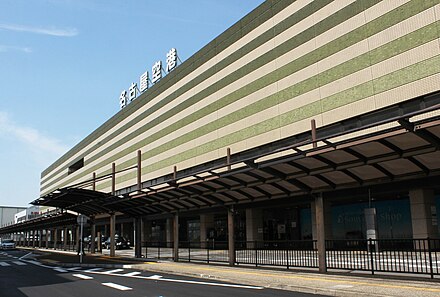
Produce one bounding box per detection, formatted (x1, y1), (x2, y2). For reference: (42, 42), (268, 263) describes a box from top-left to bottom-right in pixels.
(32, 188), (114, 217)
(1, 93), (439, 236)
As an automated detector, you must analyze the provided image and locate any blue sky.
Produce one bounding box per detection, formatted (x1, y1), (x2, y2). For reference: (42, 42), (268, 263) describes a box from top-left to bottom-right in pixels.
(0, 0), (264, 207)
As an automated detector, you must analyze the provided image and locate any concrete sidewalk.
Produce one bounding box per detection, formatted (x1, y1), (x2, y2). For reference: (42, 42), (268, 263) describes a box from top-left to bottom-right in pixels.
(22, 247), (440, 297)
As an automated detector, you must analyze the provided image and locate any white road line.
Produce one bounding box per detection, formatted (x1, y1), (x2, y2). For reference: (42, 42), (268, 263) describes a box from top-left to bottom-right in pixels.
(101, 268), (124, 274)
(102, 282), (132, 291)
(54, 268), (68, 273)
(26, 260), (50, 268)
(154, 277), (264, 289)
(84, 268), (102, 272)
(73, 274), (94, 280)
(0, 262), (10, 267)
(18, 252), (33, 261)
(67, 267), (82, 271)
(86, 270), (263, 289)
(12, 261), (26, 266)
(123, 271), (142, 276)
(147, 274), (163, 279)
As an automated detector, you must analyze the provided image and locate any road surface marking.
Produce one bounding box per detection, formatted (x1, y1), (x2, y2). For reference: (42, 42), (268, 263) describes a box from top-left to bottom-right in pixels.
(0, 262), (10, 266)
(123, 271), (142, 276)
(12, 261), (26, 266)
(102, 282), (132, 291)
(18, 252), (33, 261)
(84, 268), (102, 272)
(160, 264), (440, 293)
(67, 267), (82, 271)
(73, 274), (93, 280)
(54, 268), (68, 273)
(101, 268), (124, 274)
(86, 270), (263, 289)
(147, 274), (163, 279)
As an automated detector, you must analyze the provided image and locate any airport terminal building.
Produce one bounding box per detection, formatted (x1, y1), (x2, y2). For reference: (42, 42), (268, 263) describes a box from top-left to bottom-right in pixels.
(2, 0), (440, 273)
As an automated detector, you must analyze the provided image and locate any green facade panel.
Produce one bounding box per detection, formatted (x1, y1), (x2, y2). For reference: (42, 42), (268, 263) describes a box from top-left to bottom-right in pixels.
(41, 0), (440, 197)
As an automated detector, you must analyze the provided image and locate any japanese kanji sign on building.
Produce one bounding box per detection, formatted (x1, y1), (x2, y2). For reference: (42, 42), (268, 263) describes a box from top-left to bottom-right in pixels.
(119, 48), (179, 109)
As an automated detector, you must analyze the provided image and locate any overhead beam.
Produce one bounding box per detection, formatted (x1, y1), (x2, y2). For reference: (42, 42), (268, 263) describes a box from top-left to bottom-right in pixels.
(341, 169), (364, 185)
(407, 156), (430, 175)
(243, 171), (267, 183)
(315, 175), (336, 189)
(398, 118), (440, 148)
(269, 182), (290, 194)
(287, 161), (310, 175)
(378, 139), (403, 156)
(313, 155), (337, 169)
(220, 192), (240, 203)
(285, 178), (312, 193)
(343, 147), (368, 164)
(252, 186), (273, 198)
(372, 163), (394, 180)
(244, 160), (258, 169)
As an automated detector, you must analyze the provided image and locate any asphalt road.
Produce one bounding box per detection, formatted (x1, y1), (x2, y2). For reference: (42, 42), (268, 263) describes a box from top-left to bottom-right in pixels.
(0, 249), (329, 297)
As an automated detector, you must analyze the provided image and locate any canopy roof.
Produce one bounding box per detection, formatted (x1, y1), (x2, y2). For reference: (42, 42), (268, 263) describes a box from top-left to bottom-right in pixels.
(27, 93), (440, 218)
(32, 188), (114, 217)
(0, 210), (77, 234)
(1, 92), (439, 235)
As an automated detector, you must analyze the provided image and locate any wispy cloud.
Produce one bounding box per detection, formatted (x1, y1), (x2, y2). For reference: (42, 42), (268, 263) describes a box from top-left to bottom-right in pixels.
(0, 111), (68, 163)
(0, 23), (78, 37)
(0, 45), (32, 53)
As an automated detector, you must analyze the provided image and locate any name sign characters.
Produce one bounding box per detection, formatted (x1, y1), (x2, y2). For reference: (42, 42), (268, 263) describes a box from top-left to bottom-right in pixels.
(119, 48), (179, 109)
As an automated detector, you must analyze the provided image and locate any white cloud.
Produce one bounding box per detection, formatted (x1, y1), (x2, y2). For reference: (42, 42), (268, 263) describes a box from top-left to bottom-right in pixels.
(0, 111), (68, 162)
(0, 45), (32, 53)
(0, 23), (78, 37)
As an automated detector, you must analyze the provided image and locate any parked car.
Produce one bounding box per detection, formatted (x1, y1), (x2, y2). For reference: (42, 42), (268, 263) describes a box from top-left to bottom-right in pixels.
(104, 235), (130, 250)
(0, 239), (16, 250)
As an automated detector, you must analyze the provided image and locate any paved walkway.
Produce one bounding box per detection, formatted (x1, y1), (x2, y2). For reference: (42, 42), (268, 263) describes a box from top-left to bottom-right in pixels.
(20, 247), (440, 297)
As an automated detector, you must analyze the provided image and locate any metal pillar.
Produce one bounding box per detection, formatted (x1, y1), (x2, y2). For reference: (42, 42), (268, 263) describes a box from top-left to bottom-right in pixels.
(110, 213), (116, 257)
(76, 226), (80, 253)
(315, 193), (327, 273)
(32, 230), (36, 248)
(62, 228), (67, 249)
(39, 230), (43, 248)
(173, 213), (179, 261)
(110, 162), (116, 257)
(311, 119), (317, 148)
(228, 207), (236, 266)
(97, 231), (102, 253)
(45, 229), (49, 248)
(90, 217), (96, 254)
(52, 229), (57, 249)
(140, 218), (145, 249)
(134, 217), (142, 258)
(137, 150), (142, 190)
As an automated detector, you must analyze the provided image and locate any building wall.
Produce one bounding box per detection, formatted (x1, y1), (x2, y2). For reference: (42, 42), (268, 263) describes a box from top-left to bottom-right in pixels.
(41, 0), (440, 196)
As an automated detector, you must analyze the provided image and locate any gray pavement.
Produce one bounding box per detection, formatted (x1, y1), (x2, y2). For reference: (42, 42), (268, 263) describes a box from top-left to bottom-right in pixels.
(3, 250), (318, 297)
(20, 247), (440, 297)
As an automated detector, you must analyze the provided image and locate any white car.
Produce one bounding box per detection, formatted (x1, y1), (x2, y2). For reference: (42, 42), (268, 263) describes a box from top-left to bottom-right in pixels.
(0, 239), (16, 250)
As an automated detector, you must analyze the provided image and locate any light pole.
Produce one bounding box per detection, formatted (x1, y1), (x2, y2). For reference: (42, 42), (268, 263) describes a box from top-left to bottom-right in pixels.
(77, 214), (88, 264)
